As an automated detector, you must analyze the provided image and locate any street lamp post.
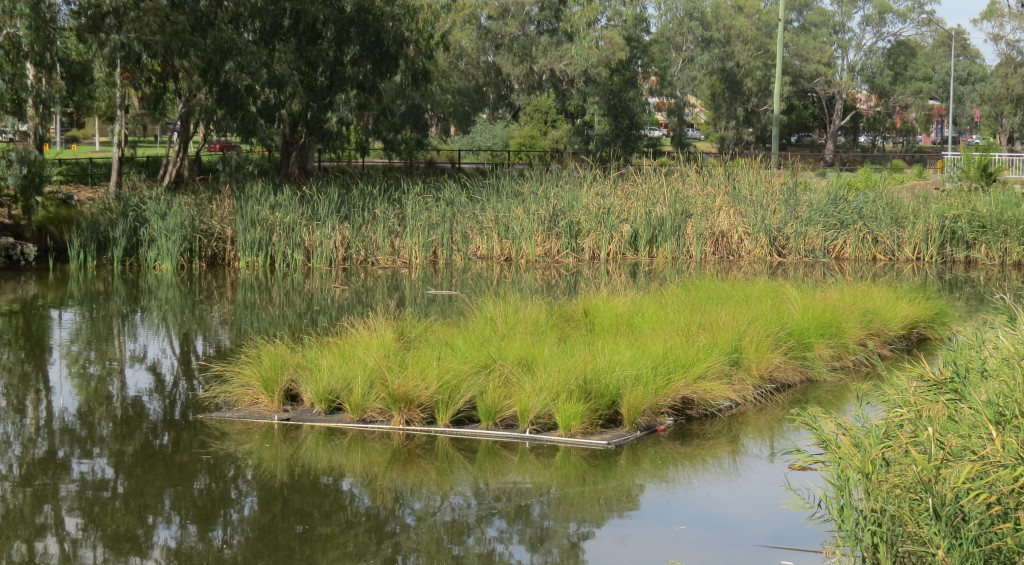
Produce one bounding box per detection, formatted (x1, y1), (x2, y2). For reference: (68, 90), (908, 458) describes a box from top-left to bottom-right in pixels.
(923, 16), (955, 159)
(771, 0), (786, 170)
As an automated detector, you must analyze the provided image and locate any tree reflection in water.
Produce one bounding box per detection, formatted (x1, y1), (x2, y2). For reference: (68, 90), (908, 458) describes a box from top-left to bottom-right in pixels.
(0, 265), (1018, 564)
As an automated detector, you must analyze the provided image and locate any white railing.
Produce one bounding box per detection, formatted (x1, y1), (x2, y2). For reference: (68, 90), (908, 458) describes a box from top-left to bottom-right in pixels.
(943, 152), (1024, 178)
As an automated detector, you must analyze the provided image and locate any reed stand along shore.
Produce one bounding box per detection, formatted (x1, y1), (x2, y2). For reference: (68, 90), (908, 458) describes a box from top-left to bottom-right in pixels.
(62, 161), (1024, 270)
(203, 279), (952, 437)
(790, 298), (1024, 564)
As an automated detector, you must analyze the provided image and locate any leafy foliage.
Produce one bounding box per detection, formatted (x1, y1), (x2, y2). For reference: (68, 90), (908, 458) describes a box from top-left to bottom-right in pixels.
(954, 142), (1005, 190)
(0, 143), (49, 219)
(792, 298), (1024, 564)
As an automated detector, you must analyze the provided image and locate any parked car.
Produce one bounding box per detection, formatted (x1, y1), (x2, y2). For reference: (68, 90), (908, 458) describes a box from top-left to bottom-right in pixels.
(642, 126), (664, 139)
(966, 134), (982, 146)
(790, 132), (815, 145)
(206, 139), (241, 152)
(683, 127), (705, 141)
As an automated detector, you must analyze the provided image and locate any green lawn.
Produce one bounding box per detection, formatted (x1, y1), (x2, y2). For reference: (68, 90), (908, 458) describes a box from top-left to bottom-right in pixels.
(44, 136), (247, 160)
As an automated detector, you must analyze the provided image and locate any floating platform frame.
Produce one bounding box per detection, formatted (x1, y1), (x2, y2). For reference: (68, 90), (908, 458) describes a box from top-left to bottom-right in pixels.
(197, 408), (665, 449)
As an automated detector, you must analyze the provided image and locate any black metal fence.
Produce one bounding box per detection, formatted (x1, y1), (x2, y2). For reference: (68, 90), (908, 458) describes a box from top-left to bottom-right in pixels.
(47, 147), (953, 186)
(318, 148), (949, 173)
(50, 154), (226, 186)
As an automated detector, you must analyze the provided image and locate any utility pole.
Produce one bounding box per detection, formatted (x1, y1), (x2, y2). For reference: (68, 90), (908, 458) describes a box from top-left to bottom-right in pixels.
(947, 34), (955, 158)
(771, 0), (786, 169)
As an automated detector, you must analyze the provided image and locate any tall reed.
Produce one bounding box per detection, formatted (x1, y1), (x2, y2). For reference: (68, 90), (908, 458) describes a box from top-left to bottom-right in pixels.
(204, 279), (951, 436)
(790, 298), (1024, 564)
(64, 163), (1024, 270)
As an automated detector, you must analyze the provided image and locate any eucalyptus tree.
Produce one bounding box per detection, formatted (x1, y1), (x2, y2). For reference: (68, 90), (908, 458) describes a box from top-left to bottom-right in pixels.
(975, 0), (1024, 146)
(0, 0), (63, 153)
(650, 0), (824, 154)
(148, 0), (226, 188)
(920, 27), (988, 137)
(980, 56), (1024, 146)
(439, 0), (651, 159)
(808, 0), (935, 165)
(699, 0), (782, 153)
(859, 30), (987, 149)
(208, 0), (438, 180)
(648, 0), (706, 132)
(73, 0), (165, 190)
(858, 38), (930, 146)
(976, 0), (1024, 59)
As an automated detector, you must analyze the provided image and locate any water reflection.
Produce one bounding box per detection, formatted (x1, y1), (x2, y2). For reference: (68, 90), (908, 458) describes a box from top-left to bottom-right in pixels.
(0, 263), (1021, 564)
(201, 383), (854, 565)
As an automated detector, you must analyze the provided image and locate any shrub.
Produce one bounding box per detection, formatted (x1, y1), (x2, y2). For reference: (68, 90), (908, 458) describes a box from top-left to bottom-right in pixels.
(889, 159), (907, 171)
(955, 142), (1004, 190)
(0, 144), (49, 219)
(219, 151), (275, 186)
(453, 119), (513, 151)
(510, 94), (571, 158)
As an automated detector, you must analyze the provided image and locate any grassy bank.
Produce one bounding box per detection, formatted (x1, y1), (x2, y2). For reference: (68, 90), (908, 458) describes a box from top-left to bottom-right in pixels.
(203, 278), (951, 436)
(64, 161), (1024, 270)
(791, 299), (1024, 563)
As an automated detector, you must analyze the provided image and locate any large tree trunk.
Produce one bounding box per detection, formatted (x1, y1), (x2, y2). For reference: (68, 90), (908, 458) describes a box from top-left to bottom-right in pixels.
(109, 58), (127, 192)
(823, 91), (845, 168)
(24, 61), (47, 154)
(278, 118), (316, 181)
(158, 98), (194, 188)
(279, 140), (316, 181)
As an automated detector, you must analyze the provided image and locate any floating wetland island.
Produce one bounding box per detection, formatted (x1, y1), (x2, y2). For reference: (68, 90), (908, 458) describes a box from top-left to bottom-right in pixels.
(202, 278), (951, 445)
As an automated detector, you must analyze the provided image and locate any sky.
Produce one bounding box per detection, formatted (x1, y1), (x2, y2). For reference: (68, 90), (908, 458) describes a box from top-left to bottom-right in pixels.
(937, 0), (996, 63)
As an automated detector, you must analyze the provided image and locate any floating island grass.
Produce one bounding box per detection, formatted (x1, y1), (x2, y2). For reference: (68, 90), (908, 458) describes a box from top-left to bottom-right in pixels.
(201, 278), (952, 446)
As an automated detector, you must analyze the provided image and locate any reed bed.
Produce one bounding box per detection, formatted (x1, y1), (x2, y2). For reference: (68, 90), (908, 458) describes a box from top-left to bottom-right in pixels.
(790, 298), (1024, 564)
(203, 279), (951, 436)
(65, 162), (1024, 270)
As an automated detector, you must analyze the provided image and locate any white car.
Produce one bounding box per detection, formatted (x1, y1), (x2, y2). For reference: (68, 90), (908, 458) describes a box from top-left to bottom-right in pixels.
(642, 127), (664, 139)
(683, 127), (705, 141)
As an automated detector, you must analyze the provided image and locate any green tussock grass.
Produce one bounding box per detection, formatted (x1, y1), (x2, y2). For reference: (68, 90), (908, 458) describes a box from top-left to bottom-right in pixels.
(204, 278), (951, 436)
(64, 162), (1024, 270)
(791, 297), (1024, 564)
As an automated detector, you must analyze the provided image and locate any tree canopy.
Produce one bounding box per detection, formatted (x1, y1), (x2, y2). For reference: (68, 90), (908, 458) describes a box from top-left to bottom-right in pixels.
(0, 0), (1015, 186)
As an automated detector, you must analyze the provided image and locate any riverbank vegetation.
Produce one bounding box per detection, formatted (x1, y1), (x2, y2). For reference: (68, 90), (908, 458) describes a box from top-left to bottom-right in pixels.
(791, 298), (1024, 563)
(64, 163), (1024, 270)
(203, 278), (951, 436)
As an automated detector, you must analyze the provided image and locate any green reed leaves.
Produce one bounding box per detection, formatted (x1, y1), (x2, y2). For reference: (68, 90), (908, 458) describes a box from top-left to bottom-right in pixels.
(64, 163), (1024, 270)
(791, 298), (1024, 564)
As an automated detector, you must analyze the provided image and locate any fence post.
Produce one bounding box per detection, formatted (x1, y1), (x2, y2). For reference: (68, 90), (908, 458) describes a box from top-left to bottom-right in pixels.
(88, 158), (93, 187)
(458, 149), (462, 169)
(507, 149), (511, 168)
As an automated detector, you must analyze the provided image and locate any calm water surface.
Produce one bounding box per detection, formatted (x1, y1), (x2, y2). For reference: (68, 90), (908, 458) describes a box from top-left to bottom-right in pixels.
(1, 263), (1018, 564)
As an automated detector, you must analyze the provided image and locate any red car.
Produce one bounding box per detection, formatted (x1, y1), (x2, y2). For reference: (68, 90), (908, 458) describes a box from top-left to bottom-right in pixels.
(206, 139), (241, 152)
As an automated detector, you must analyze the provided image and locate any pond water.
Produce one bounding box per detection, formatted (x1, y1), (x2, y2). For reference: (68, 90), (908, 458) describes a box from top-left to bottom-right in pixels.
(1, 263), (1020, 565)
